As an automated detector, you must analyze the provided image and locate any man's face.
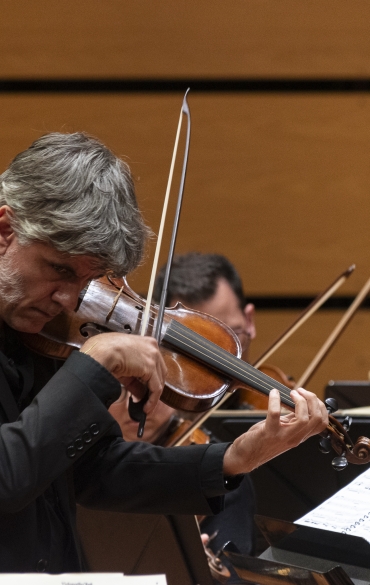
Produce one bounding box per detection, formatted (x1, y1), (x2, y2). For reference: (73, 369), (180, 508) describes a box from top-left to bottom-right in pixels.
(0, 217), (104, 333)
(172, 278), (256, 360)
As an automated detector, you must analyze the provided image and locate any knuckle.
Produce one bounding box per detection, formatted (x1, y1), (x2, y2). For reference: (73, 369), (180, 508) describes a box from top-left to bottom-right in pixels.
(147, 357), (156, 371)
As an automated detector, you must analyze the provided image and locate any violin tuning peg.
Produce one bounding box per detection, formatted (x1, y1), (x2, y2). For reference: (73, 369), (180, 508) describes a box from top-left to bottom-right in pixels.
(325, 397), (338, 414)
(319, 437), (332, 454)
(332, 453), (348, 471)
(342, 416), (352, 431)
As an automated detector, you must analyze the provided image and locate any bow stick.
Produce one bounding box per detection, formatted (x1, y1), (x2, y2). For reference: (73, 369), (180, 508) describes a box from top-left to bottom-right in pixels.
(140, 89), (191, 338)
(253, 264), (355, 369)
(129, 89), (191, 436)
(294, 275), (370, 389)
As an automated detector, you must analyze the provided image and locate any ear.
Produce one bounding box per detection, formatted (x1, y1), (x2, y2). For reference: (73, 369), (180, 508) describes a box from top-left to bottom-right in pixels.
(243, 303), (256, 340)
(0, 205), (15, 255)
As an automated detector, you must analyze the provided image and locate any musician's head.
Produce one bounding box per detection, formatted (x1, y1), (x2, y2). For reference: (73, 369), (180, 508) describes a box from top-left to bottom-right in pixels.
(153, 252), (256, 360)
(0, 132), (148, 332)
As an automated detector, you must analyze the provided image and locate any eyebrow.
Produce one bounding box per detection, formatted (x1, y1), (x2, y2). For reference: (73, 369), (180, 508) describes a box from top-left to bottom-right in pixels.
(50, 257), (105, 279)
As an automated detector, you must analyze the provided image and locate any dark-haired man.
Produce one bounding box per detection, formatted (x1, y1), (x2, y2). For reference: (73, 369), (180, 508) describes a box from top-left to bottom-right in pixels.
(0, 132), (327, 573)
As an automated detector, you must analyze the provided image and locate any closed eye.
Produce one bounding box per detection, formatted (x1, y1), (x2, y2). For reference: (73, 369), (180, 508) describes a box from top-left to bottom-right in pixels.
(51, 264), (74, 277)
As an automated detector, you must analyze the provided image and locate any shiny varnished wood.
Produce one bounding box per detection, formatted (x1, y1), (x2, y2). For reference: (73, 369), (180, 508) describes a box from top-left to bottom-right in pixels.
(22, 277), (241, 412)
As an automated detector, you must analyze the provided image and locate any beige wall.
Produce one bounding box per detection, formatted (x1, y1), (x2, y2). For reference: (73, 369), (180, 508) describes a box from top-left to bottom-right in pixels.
(1, 2), (370, 397)
(2, 1), (370, 77)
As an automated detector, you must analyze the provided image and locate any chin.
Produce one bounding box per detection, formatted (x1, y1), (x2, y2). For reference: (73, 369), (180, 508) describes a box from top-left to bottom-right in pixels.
(10, 317), (47, 334)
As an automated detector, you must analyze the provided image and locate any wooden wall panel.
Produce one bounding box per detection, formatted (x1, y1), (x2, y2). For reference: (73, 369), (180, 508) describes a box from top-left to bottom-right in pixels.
(1, 86), (369, 392)
(1, 1), (370, 77)
(1, 93), (369, 296)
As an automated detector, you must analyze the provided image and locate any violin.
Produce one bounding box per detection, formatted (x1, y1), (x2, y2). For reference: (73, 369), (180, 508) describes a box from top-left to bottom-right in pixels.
(22, 276), (301, 413)
(22, 275), (245, 412)
(21, 275), (370, 469)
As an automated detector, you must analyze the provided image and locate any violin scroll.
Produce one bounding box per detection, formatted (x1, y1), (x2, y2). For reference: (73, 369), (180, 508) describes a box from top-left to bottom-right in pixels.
(319, 398), (370, 469)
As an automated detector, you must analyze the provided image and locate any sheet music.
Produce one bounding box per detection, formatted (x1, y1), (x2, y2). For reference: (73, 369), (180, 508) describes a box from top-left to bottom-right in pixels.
(296, 467), (370, 542)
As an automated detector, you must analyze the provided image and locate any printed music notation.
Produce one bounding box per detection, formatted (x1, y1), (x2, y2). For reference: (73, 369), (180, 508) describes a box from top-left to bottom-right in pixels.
(295, 467), (370, 542)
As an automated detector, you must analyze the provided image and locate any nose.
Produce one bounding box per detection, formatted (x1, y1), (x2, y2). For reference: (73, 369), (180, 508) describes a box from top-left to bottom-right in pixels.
(51, 282), (81, 312)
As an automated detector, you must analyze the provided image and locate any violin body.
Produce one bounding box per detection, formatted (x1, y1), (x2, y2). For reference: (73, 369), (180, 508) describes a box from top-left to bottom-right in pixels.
(22, 277), (242, 412)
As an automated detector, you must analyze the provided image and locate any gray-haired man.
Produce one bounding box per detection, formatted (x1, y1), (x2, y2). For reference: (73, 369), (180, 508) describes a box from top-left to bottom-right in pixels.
(0, 132), (327, 573)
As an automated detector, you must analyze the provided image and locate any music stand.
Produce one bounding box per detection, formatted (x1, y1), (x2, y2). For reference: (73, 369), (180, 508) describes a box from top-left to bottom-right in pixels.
(205, 413), (370, 523)
(221, 515), (370, 584)
(325, 380), (370, 409)
(77, 507), (213, 585)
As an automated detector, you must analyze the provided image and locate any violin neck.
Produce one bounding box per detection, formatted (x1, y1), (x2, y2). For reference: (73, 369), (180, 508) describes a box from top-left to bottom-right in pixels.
(162, 320), (295, 409)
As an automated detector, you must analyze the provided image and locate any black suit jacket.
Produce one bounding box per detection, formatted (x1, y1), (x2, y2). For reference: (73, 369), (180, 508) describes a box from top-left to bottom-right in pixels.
(0, 343), (230, 573)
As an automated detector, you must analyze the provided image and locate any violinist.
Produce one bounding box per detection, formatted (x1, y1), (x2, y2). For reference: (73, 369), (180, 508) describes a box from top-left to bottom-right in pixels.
(110, 251), (258, 571)
(0, 132), (328, 574)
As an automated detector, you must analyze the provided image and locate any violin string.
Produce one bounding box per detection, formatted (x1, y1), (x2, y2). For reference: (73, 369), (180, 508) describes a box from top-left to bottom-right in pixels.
(170, 321), (292, 395)
(166, 322), (278, 391)
(164, 321), (295, 408)
(166, 327), (294, 406)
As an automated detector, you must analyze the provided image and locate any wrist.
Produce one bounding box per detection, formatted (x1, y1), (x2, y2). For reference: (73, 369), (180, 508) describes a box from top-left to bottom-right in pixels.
(222, 442), (240, 476)
(223, 439), (258, 475)
(80, 343), (117, 375)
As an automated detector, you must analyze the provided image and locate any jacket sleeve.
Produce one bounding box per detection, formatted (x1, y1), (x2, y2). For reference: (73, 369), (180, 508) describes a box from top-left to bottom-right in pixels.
(74, 434), (230, 516)
(0, 351), (121, 513)
(0, 351), (232, 516)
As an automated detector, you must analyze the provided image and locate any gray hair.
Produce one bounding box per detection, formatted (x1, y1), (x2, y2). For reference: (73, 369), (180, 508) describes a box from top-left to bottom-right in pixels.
(0, 132), (150, 275)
